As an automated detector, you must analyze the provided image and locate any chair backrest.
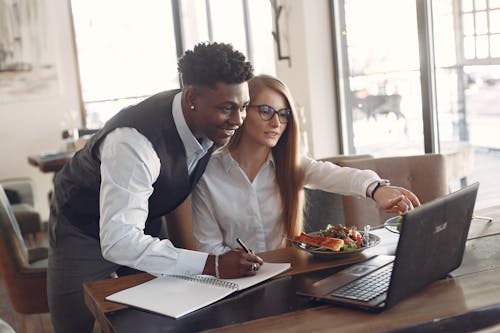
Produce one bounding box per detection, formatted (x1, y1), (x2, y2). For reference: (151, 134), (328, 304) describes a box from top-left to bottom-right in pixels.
(0, 177), (36, 208)
(338, 154), (448, 227)
(303, 154), (373, 232)
(0, 185), (48, 314)
(0, 185), (29, 261)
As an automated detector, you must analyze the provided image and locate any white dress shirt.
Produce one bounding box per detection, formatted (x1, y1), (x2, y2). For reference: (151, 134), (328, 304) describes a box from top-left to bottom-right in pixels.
(98, 92), (213, 277)
(191, 149), (380, 255)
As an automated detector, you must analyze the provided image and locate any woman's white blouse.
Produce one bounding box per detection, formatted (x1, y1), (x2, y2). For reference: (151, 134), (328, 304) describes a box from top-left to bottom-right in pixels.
(191, 150), (380, 255)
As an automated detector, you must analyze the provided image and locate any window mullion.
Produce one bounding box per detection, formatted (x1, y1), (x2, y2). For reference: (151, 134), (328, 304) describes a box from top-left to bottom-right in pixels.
(205, 0), (213, 41)
(171, 0), (184, 87)
(416, 0), (440, 153)
(331, 0), (355, 154)
(242, 0), (253, 64)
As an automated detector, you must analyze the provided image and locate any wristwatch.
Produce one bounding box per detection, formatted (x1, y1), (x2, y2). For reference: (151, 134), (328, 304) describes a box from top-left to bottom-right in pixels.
(370, 179), (391, 199)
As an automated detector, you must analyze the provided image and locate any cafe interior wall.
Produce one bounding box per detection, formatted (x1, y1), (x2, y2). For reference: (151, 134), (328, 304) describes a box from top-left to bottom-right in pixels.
(0, 0), (81, 221)
(0, 0), (340, 222)
(275, 0), (340, 160)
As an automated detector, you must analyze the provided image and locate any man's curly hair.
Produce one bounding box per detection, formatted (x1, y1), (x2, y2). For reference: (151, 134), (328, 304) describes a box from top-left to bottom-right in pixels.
(178, 42), (253, 88)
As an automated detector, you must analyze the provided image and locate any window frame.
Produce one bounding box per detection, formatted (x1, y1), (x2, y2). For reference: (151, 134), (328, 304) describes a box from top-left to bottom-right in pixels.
(70, 0), (269, 128)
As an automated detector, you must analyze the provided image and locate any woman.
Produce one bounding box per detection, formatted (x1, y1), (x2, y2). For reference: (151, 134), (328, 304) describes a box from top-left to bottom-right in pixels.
(191, 74), (420, 255)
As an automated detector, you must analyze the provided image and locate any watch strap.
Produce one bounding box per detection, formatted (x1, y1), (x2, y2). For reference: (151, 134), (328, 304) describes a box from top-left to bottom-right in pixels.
(370, 179), (390, 199)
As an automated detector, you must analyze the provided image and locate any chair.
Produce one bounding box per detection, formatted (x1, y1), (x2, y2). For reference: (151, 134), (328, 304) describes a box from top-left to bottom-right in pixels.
(0, 178), (43, 246)
(0, 185), (49, 331)
(338, 154), (448, 228)
(302, 154), (373, 232)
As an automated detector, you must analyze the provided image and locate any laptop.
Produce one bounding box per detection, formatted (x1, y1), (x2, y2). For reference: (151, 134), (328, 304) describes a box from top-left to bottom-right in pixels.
(297, 182), (479, 312)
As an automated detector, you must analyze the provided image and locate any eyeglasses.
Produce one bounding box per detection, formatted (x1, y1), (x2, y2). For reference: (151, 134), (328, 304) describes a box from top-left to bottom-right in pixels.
(248, 104), (291, 124)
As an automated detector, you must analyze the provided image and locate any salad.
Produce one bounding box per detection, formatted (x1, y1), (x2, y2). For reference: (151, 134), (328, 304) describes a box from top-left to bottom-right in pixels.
(319, 224), (364, 251)
(396, 215), (404, 231)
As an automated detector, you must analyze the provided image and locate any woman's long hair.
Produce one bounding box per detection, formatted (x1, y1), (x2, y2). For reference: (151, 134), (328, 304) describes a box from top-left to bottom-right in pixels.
(227, 74), (304, 240)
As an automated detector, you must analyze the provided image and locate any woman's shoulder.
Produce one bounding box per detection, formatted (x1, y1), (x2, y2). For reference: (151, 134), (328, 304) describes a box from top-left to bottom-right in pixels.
(299, 154), (318, 169)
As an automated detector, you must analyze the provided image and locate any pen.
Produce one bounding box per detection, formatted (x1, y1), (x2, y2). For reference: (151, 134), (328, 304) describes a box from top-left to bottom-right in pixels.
(237, 238), (259, 271)
(236, 238), (251, 253)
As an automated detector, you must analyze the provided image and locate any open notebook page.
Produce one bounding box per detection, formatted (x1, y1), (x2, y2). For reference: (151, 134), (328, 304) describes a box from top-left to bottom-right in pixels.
(106, 262), (291, 318)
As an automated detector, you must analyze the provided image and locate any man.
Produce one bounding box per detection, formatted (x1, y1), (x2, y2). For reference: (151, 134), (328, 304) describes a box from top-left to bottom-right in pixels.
(47, 42), (263, 333)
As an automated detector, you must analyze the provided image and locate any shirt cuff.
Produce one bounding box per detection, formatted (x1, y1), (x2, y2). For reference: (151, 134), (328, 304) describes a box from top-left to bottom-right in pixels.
(176, 249), (209, 276)
(362, 176), (380, 198)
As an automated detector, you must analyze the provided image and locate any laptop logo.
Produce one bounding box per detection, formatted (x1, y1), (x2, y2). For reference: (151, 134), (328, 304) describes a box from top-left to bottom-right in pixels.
(434, 221), (447, 234)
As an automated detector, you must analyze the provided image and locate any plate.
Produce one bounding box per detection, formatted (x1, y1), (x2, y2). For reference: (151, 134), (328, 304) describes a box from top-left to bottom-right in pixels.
(384, 216), (402, 234)
(292, 232), (381, 259)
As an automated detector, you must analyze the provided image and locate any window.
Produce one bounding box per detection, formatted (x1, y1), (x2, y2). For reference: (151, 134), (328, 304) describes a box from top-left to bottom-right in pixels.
(71, 0), (276, 129)
(433, 0), (500, 208)
(333, 0), (500, 209)
(333, 0), (423, 156)
(179, 0), (276, 75)
(461, 0), (500, 60)
(70, 0), (179, 129)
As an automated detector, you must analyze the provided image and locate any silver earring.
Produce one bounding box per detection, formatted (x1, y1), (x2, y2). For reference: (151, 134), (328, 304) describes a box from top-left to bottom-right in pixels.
(190, 105), (195, 111)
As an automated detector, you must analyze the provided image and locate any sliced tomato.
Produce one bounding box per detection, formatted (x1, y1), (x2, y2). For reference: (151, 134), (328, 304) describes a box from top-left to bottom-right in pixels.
(355, 234), (363, 246)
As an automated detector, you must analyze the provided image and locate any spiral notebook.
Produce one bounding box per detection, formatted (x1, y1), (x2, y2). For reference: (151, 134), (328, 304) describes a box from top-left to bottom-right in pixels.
(106, 262), (291, 319)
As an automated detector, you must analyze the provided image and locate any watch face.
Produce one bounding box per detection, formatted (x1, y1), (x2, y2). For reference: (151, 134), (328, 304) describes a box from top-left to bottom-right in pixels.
(380, 179), (390, 186)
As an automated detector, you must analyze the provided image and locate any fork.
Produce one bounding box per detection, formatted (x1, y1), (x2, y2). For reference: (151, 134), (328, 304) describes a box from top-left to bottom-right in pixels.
(363, 225), (371, 246)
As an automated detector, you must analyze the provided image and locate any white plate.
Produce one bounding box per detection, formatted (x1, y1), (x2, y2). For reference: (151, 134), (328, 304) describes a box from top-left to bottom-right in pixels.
(292, 232), (381, 259)
(384, 216), (402, 234)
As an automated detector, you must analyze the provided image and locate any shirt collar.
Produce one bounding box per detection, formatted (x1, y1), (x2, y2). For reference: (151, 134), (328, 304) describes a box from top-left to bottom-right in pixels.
(218, 147), (275, 174)
(267, 153), (276, 168)
(172, 92), (213, 158)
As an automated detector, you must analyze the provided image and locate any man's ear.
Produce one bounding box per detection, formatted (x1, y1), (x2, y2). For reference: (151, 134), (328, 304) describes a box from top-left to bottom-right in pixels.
(183, 86), (197, 110)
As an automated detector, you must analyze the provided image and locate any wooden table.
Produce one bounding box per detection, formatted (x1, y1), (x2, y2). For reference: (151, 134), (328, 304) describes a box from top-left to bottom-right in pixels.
(27, 152), (73, 173)
(84, 208), (500, 333)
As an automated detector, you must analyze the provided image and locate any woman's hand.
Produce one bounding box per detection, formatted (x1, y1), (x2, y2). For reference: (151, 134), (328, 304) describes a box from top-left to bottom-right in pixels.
(373, 185), (421, 214)
(203, 250), (264, 279)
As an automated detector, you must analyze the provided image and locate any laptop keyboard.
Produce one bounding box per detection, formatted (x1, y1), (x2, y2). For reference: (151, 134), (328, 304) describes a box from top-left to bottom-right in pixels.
(331, 263), (394, 302)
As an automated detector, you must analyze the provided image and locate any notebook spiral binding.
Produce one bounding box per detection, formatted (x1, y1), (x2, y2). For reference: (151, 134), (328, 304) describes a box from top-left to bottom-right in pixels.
(171, 275), (239, 290)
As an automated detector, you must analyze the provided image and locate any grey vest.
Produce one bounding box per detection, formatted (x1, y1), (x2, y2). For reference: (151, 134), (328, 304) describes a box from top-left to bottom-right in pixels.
(53, 89), (214, 238)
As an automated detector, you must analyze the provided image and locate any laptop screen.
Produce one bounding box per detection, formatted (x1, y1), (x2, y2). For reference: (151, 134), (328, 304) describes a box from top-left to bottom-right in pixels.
(296, 183), (480, 312)
(385, 182), (479, 309)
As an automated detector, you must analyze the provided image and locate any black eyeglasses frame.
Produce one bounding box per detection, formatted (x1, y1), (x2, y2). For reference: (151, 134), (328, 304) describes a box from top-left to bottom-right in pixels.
(247, 104), (291, 124)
